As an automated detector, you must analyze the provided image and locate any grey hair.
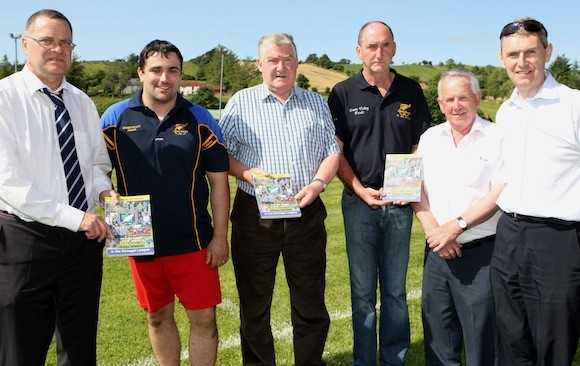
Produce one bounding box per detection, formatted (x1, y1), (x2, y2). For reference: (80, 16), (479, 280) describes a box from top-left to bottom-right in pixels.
(437, 70), (480, 99)
(258, 33), (297, 59)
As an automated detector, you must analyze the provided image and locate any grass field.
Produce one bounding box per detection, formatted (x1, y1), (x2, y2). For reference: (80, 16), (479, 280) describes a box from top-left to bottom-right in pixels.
(44, 174), (579, 365)
(42, 177), (425, 365)
(341, 63), (441, 84)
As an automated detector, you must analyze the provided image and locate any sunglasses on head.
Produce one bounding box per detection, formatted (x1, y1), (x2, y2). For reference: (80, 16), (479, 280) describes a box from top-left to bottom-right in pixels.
(500, 19), (548, 39)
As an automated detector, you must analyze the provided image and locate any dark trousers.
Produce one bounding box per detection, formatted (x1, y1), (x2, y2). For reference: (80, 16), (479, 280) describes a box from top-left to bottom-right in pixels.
(0, 214), (104, 366)
(490, 213), (580, 366)
(231, 189), (330, 366)
(422, 237), (496, 366)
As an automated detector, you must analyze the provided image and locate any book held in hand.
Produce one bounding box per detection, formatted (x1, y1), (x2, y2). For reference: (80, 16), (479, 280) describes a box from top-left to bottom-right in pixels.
(382, 154), (423, 202)
(104, 195), (155, 256)
(252, 173), (302, 219)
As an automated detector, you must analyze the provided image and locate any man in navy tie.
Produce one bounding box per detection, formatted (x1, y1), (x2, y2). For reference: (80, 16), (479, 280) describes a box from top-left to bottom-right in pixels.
(0, 9), (117, 365)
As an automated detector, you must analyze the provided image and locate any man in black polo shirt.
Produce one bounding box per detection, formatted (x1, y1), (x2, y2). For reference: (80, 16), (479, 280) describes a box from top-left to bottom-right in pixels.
(328, 21), (432, 365)
(101, 40), (229, 365)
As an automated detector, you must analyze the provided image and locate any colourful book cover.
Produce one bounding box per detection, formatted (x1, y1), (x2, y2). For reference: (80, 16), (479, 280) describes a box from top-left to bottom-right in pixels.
(382, 154), (423, 202)
(252, 173), (302, 219)
(104, 195), (154, 256)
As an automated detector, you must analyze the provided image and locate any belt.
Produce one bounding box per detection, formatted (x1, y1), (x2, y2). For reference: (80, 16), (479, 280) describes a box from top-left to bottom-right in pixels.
(0, 210), (22, 222)
(461, 234), (495, 249)
(502, 211), (579, 227)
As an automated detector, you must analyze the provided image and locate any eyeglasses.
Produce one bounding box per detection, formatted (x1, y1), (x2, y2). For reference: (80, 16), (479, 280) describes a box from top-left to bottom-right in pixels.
(500, 20), (548, 39)
(24, 36), (76, 51)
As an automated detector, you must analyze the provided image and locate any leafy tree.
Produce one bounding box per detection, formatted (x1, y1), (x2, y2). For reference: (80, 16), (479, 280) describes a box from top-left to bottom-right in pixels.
(296, 73), (310, 89)
(338, 58), (351, 64)
(424, 73), (445, 124)
(444, 59), (456, 69)
(192, 45), (260, 94)
(332, 64), (344, 72)
(324, 87), (331, 95)
(485, 68), (513, 98)
(316, 54), (332, 69)
(549, 54), (580, 89)
(311, 87), (318, 93)
(0, 54), (13, 79)
(190, 87), (220, 109)
(305, 53), (318, 63)
(86, 69), (107, 96)
(65, 54), (87, 91)
(125, 53), (139, 78)
(100, 61), (131, 97)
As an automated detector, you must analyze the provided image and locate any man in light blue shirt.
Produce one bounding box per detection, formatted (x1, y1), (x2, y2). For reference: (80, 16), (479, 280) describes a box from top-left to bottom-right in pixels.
(219, 33), (340, 366)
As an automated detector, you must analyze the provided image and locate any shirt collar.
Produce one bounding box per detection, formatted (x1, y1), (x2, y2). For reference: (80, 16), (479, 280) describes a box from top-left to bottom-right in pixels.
(21, 64), (69, 97)
(355, 68), (401, 93)
(506, 71), (559, 106)
(258, 83), (304, 103)
(440, 115), (488, 137)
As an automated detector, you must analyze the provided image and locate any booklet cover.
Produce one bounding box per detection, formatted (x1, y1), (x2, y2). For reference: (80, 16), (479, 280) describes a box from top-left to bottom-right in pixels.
(382, 154), (423, 202)
(104, 195), (155, 256)
(252, 173), (302, 219)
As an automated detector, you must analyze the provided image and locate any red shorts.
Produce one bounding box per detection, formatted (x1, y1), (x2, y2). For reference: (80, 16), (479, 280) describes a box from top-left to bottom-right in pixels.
(128, 249), (221, 312)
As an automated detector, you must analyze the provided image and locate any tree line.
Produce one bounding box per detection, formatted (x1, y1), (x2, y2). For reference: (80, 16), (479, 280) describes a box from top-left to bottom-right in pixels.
(1, 48), (578, 122)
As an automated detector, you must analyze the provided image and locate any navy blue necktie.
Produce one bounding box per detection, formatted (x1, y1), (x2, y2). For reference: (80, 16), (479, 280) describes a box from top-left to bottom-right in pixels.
(42, 88), (89, 211)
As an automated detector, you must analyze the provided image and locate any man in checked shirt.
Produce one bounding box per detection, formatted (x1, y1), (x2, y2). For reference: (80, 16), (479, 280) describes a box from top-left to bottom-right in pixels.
(219, 33), (340, 366)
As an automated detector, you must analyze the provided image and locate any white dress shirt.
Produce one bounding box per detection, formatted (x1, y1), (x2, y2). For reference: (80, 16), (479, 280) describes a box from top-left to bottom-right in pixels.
(0, 65), (112, 231)
(417, 116), (503, 244)
(496, 73), (580, 221)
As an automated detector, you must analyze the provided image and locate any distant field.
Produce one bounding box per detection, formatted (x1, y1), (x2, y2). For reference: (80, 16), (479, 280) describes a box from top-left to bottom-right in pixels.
(297, 63), (348, 91)
(82, 61), (111, 74)
(342, 63), (441, 84)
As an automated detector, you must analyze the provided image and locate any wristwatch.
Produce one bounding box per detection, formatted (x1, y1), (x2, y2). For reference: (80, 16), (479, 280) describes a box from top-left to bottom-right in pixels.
(457, 216), (468, 231)
(311, 178), (327, 192)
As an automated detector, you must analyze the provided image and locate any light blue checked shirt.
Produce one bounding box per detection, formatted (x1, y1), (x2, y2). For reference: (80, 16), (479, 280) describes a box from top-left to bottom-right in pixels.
(220, 83), (340, 195)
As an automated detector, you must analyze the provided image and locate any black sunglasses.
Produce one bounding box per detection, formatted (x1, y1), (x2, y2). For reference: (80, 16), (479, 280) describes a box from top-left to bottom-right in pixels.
(500, 19), (548, 39)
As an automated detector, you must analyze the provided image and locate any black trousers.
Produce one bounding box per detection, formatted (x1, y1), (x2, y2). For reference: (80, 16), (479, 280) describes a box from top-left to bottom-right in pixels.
(422, 237), (496, 366)
(0, 213), (103, 366)
(231, 189), (330, 366)
(490, 213), (580, 366)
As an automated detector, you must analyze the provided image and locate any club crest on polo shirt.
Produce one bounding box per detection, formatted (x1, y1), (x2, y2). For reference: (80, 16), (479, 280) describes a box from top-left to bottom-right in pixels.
(173, 123), (189, 136)
(348, 106), (370, 116)
(397, 103), (412, 120)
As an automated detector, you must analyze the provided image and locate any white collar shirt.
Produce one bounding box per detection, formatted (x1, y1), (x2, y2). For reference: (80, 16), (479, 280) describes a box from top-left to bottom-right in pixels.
(496, 73), (580, 221)
(0, 65), (112, 231)
(417, 116), (503, 243)
(219, 83), (340, 195)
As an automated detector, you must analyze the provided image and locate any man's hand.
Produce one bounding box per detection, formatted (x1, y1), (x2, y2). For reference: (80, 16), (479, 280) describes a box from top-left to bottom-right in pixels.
(426, 220), (464, 259)
(358, 187), (389, 210)
(79, 213), (114, 242)
(295, 182), (323, 208)
(242, 168), (270, 185)
(98, 189), (121, 208)
(205, 236), (229, 269)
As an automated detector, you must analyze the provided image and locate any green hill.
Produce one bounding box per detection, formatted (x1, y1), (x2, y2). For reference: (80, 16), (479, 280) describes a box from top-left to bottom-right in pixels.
(342, 63), (441, 83)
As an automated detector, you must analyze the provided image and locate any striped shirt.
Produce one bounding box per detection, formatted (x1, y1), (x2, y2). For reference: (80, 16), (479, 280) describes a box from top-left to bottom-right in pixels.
(220, 83), (340, 195)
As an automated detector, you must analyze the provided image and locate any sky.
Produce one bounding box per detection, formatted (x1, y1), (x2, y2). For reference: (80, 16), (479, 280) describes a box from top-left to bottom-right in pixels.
(1, 0), (579, 68)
